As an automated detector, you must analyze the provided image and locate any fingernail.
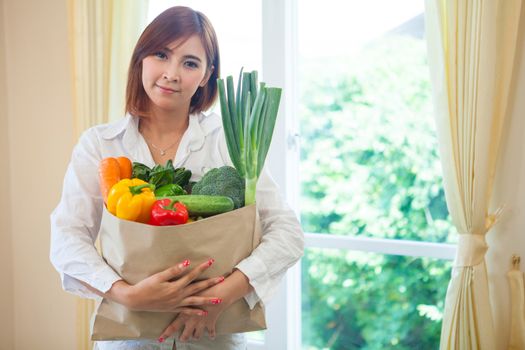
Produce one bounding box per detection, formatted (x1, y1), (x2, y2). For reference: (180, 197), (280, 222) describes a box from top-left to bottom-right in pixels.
(200, 310), (208, 316)
(217, 276), (225, 283)
(158, 337), (164, 343)
(211, 298), (222, 304)
(207, 258), (215, 266)
(183, 259), (190, 267)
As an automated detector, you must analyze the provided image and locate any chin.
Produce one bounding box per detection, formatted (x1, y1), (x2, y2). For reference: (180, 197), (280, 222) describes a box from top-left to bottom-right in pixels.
(149, 98), (177, 110)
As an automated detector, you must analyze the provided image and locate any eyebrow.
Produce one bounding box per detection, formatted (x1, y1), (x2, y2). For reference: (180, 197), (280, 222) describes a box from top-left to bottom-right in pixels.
(163, 47), (202, 62)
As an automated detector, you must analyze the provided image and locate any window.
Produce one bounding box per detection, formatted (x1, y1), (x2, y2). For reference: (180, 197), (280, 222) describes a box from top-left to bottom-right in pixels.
(293, 1), (455, 348)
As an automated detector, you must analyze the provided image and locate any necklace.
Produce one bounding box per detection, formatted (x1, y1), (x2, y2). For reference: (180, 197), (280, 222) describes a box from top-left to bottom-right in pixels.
(139, 123), (179, 156)
(147, 140), (178, 156)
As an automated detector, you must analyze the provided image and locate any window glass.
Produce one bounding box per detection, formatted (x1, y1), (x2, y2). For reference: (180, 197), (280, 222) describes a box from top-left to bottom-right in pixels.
(302, 248), (451, 349)
(298, 0), (454, 243)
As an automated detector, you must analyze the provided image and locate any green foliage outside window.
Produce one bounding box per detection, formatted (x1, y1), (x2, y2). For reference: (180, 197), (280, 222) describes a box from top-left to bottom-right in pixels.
(299, 35), (454, 349)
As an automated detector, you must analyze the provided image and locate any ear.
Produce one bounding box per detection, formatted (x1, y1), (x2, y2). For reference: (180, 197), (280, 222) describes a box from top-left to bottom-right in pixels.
(199, 65), (215, 87)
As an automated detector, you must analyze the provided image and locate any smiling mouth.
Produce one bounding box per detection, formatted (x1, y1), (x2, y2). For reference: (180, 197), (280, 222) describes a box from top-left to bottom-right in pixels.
(155, 84), (179, 93)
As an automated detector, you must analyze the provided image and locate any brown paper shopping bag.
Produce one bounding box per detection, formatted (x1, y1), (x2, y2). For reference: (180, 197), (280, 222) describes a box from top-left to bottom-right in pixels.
(90, 204), (266, 340)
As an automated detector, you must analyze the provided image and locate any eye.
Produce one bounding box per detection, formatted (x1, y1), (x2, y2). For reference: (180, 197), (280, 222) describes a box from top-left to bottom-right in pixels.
(184, 60), (199, 69)
(153, 51), (168, 60)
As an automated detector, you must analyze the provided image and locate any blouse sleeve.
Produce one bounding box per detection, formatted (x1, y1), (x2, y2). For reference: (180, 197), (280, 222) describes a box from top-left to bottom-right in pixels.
(235, 168), (304, 308)
(49, 129), (121, 299)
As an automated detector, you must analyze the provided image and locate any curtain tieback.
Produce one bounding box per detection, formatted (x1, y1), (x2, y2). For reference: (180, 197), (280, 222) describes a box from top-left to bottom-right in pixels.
(455, 234), (488, 267)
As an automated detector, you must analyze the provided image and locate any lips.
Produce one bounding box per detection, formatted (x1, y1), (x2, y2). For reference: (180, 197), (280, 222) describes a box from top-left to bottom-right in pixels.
(155, 84), (178, 93)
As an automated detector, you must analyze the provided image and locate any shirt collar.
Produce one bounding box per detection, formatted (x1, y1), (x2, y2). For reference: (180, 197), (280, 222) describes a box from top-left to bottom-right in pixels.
(185, 113), (206, 152)
(101, 112), (221, 159)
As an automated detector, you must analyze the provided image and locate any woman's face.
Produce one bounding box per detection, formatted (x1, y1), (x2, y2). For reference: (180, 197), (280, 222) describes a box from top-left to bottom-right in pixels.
(141, 35), (211, 115)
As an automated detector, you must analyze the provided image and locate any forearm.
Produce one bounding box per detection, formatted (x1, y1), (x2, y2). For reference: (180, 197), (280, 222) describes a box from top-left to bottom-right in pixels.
(219, 269), (253, 306)
(80, 279), (131, 306)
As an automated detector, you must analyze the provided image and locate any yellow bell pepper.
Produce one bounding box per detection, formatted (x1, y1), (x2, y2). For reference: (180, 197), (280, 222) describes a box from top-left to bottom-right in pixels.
(107, 178), (156, 223)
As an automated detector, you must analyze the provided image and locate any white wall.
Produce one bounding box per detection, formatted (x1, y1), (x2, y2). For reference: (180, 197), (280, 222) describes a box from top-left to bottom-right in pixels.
(3, 0), (77, 348)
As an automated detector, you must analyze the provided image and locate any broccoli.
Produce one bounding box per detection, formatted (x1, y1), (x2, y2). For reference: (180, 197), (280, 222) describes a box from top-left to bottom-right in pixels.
(192, 166), (245, 209)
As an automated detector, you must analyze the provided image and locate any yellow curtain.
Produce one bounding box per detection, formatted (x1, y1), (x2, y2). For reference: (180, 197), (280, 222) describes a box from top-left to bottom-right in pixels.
(67, 1), (149, 349)
(424, 0), (522, 349)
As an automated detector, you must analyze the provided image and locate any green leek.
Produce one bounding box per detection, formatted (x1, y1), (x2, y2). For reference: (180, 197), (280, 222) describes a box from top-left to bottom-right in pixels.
(217, 70), (282, 205)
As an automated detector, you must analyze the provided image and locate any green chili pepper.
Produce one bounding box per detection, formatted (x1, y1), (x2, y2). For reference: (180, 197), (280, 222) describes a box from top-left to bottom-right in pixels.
(155, 183), (186, 197)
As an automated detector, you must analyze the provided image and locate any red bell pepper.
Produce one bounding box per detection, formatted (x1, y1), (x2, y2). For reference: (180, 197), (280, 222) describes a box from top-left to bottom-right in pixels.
(148, 199), (189, 226)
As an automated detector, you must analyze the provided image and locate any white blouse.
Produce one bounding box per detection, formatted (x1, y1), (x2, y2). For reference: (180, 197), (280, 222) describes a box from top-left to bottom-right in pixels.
(49, 112), (304, 310)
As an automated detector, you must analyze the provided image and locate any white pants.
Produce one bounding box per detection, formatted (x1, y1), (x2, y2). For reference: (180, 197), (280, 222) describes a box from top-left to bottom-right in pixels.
(93, 333), (247, 350)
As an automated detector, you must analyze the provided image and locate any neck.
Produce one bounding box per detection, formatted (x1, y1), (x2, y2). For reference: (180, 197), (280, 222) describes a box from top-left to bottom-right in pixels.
(139, 105), (190, 140)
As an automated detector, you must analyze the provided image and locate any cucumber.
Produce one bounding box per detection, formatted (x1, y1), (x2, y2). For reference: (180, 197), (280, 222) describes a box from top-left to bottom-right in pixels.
(158, 195), (235, 217)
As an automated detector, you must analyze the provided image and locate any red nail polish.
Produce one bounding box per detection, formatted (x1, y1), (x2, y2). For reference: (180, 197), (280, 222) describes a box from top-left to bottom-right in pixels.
(207, 258), (215, 266)
(158, 337), (164, 343)
(183, 259), (190, 267)
(211, 298), (222, 304)
(218, 276), (225, 283)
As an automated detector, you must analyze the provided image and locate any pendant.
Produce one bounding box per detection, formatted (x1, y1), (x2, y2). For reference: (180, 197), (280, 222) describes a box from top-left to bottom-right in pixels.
(160, 150), (166, 156)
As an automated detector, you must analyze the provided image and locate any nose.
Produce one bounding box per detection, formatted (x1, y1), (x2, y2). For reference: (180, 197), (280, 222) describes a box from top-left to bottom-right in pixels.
(163, 62), (180, 82)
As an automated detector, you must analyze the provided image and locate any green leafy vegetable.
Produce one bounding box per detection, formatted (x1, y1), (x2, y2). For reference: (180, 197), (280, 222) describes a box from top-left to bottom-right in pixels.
(149, 160), (175, 187)
(131, 161), (192, 189)
(172, 167), (192, 187)
(131, 162), (151, 182)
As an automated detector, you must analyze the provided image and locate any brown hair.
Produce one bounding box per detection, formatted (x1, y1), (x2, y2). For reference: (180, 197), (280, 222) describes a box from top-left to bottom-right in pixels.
(125, 6), (220, 117)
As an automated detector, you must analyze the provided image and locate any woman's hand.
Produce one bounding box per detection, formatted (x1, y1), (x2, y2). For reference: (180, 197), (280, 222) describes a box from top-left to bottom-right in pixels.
(158, 283), (226, 343)
(158, 269), (253, 342)
(105, 258), (224, 313)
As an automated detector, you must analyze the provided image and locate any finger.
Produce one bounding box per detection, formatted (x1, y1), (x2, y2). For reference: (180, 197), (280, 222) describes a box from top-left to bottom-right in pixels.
(177, 296), (223, 308)
(180, 320), (198, 342)
(185, 276), (225, 296)
(175, 258), (215, 287)
(207, 326), (216, 340)
(193, 324), (206, 341)
(159, 314), (187, 342)
(155, 259), (191, 282)
(174, 307), (208, 317)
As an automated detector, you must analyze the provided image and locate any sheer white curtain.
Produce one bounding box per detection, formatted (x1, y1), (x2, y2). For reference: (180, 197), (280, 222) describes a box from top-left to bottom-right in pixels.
(508, 256), (525, 349)
(67, 1), (149, 348)
(68, 0), (149, 135)
(424, 0), (522, 348)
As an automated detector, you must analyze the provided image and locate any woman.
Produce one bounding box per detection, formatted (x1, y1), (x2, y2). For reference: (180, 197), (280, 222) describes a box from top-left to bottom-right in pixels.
(50, 6), (303, 350)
